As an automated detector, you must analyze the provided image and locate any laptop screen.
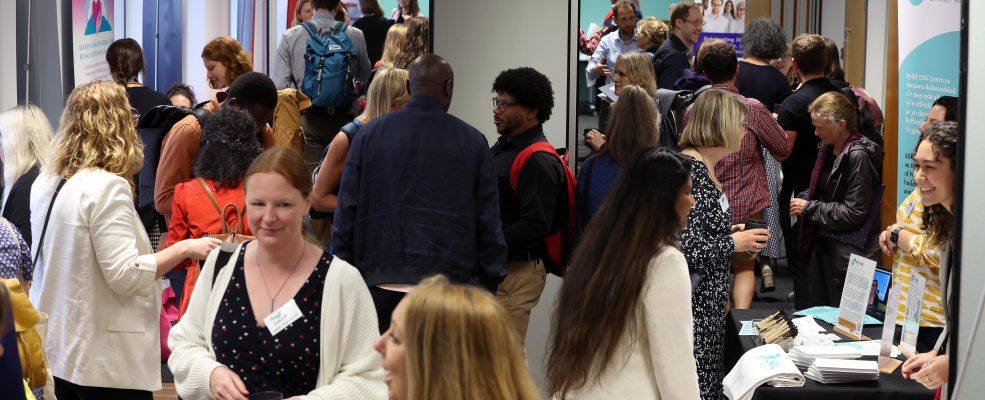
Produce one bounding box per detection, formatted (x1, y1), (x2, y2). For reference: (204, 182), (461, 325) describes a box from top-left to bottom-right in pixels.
(866, 267), (894, 322)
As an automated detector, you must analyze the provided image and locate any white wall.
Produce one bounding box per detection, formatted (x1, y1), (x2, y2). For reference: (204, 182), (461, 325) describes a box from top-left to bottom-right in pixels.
(0, 0), (17, 112)
(820, 0), (844, 56)
(953, 3), (985, 399)
(864, 0), (889, 109)
(432, 0), (578, 393)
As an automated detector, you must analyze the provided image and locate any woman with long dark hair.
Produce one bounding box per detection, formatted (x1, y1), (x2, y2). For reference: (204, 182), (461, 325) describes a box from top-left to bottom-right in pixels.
(547, 147), (701, 399)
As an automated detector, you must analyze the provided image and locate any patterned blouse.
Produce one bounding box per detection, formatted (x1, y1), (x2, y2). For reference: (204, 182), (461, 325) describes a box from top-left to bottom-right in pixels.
(892, 189), (945, 327)
(0, 218), (32, 282)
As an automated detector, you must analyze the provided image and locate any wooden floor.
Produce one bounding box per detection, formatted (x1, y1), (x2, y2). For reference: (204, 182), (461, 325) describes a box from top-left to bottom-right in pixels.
(153, 383), (178, 400)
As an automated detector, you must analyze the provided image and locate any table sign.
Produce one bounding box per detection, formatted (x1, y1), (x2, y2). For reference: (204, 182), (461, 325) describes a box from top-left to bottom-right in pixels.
(833, 254), (878, 340)
(898, 273), (926, 356)
(878, 284), (904, 373)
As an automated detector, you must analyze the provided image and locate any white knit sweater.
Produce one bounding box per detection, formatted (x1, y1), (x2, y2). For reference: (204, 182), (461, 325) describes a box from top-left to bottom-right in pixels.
(168, 242), (389, 400)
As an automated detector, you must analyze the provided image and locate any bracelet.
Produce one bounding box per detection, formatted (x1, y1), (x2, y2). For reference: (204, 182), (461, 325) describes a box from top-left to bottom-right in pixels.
(730, 235), (736, 250)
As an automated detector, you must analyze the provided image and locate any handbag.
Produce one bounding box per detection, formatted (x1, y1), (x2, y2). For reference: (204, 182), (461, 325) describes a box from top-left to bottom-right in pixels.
(197, 178), (255, 244)
(1, 278), (47, 389)
(1, 217), (48, 389)
(159, 282), (178, 361)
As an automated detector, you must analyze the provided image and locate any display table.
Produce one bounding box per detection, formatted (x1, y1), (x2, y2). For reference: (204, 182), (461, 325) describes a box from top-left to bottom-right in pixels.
(725, 309), (936, 400)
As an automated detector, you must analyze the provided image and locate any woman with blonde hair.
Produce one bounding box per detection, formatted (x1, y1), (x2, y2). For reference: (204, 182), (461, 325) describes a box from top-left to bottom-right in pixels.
(29, 81), (220, 398)
(585, 51), (657, 150)
(679, 89), (769, 400)
(169, 147), (386, 400)
(292, 0), (313, 26)
(201, 36), (253, 90)
(377, 24), (408, 68)
(393, 17), (429, 69)
(0, 105), (53, 247)
(790, 91), (884, 307)
(375, 275), (540, 400)
(311, 67), (410, 215)
(637, 17), (669, 53)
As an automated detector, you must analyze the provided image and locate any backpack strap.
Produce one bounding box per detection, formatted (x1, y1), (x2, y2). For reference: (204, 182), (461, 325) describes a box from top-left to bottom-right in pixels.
(332, 21), (348, 35)
(197, 178), (223, 214)
(33, 179), (67, 267)
(301, 21), (319, 38)
(509, 142), (560, 194)
(211, 242), (243, 291)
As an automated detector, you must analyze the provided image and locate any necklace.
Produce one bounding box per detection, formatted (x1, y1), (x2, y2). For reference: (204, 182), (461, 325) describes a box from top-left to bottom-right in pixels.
(254, 243), (306, 313)
(693, 148), (723, 190)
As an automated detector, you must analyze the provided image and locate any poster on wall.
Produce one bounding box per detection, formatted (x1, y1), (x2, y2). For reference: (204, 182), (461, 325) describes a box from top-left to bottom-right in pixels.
(896, 0), (960, 205)
(72, 0), (115, 86)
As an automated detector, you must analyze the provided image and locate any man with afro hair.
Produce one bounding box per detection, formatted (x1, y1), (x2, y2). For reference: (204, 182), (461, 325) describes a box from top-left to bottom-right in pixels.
(490, 67), (564, 349)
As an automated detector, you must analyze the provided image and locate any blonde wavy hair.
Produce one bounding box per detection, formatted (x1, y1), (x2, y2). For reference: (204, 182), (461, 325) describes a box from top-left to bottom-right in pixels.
(0, 105), (53, 207)
(48, 81), (143, 189)
(379, 24), (408, 68)
(636, 17), (668, 49)
(678, 88), (748, 150)
(616, 51), (657, 96)
(358, 67), (410, 125)
(403, 275), (541, 400)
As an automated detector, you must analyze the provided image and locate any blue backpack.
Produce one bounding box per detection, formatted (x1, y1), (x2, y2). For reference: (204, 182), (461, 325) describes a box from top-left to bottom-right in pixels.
(299, 21), (355, 108)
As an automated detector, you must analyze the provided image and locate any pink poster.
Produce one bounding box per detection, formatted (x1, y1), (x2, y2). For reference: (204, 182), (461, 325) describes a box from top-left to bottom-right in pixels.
(72, 0), (114, 86)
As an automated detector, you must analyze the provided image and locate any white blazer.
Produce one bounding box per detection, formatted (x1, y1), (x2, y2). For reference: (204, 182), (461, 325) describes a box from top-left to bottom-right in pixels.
(30, 168), (161, 391)
(168, 242), (388, 400)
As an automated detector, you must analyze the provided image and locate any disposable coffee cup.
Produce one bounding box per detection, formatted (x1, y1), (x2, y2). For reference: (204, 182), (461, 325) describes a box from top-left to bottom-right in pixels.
(248, 392), (284, 400)
(744, 219), (769, 244)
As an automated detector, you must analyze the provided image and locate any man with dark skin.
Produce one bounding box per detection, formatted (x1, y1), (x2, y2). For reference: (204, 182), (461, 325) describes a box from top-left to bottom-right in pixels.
(333, 54), (507, 334)
(406, 54), (455, 111)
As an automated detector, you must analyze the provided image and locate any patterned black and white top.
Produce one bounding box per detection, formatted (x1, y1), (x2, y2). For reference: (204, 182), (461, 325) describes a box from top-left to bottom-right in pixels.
(680, 155), (734, 400)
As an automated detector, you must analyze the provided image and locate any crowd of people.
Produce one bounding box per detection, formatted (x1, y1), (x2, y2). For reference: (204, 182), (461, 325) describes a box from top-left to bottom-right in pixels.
(0, 0), (963, 400)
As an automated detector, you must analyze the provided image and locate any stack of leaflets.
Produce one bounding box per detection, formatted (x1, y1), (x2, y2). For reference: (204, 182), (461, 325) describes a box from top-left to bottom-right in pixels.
(723, 344), (805, 400)
(789, 346), (862, 368)
(805, 359), (880, 384)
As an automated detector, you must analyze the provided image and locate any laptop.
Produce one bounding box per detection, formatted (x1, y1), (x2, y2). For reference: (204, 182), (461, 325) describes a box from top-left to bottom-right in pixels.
(866, 267), (894, 322)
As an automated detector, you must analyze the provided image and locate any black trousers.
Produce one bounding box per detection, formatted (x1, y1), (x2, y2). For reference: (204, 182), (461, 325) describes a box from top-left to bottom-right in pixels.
(369, 286), (407, 334)
(779, 186), (809, 310)
(55, 377), (153, 400)
(300, 112), (352, 174)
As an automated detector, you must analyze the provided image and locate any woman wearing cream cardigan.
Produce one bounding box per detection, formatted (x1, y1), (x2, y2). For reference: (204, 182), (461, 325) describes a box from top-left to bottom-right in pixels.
(29, 81), (220, 399)
(169, 147), (387, 400)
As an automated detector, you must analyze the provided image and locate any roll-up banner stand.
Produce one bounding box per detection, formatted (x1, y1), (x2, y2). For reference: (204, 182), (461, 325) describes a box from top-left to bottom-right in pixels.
(72, 0), (115, 86)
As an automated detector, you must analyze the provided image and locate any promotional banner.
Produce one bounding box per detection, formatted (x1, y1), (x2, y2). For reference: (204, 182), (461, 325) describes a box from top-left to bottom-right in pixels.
(72, 0), (115, 86)
(897, 0), (960, 205)
(693, 32), (744, 58)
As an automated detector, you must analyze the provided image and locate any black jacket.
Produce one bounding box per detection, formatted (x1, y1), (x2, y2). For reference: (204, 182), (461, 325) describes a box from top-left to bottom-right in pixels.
(651, 34), (691, 90)
(798, 133), (885, 273)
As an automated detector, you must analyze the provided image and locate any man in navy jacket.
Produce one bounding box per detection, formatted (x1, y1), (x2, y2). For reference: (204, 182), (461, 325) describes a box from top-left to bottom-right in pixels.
(332, 54), (507, 333)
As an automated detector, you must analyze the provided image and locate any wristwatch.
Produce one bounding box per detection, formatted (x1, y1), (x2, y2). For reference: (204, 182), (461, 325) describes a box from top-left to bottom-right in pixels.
(890, 226), (904, 246)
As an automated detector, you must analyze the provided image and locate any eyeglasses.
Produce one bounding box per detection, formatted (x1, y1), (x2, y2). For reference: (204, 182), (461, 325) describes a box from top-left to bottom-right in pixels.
(685, 18), (705, 27)
(492, 98), (518, 112)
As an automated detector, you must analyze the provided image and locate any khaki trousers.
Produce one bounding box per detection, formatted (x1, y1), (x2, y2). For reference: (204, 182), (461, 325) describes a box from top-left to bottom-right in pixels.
(496, 260), (547, 348)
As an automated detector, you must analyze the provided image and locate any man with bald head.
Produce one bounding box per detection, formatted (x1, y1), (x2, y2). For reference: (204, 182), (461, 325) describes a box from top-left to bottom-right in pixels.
(333, 54), (508, 333)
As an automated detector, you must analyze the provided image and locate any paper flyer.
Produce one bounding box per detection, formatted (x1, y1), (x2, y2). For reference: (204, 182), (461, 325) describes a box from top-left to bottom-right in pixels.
(880, 284), (903, 360)
(834, 254), (878, 339)
(900, 273), (926, 355)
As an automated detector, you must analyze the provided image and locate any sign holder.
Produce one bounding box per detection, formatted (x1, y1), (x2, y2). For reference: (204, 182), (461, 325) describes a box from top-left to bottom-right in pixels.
(833, 254), (878, 341)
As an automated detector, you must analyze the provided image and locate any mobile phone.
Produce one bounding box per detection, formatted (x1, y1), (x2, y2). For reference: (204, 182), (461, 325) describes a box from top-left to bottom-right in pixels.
(744, 219), (769, 243)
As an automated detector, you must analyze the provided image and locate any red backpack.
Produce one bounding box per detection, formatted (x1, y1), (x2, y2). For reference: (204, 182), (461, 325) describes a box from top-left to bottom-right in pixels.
(509, 142), (577, 277)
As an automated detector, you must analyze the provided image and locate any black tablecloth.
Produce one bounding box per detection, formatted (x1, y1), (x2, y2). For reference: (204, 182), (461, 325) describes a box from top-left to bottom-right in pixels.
(725, 309), (936, 400)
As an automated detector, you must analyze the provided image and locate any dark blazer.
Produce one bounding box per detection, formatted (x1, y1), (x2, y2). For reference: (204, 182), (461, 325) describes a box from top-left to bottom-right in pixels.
(651, 34), (692, 89)
(2, 165), (39, 246)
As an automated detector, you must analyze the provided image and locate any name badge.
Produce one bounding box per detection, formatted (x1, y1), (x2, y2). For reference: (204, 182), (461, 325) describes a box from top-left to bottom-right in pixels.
(904, 201), (916, 217)
(719, 194), (730, 214)
(263, 299), (304, 336)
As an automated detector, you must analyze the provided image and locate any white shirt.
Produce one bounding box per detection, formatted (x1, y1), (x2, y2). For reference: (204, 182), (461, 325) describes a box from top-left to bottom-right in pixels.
(730, 17), (746, 34)
(30, 168), (162, 390)
(704, 12), (732, 33)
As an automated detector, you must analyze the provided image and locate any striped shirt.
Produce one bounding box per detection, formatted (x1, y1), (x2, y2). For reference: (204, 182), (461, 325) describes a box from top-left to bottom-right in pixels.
(892, 189), (946, 327)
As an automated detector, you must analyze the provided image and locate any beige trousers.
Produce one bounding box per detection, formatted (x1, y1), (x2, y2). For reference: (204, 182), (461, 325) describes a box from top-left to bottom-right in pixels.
(496, 260), (547, 348)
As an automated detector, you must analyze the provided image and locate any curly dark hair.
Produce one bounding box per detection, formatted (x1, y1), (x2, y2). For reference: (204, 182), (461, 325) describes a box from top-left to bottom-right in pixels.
(394, 17), (429, 69)
(743, 18), (788, 60)
(491, 67), (554, 124)
(916, 121), (958, 248)
(194, 107), (264, 190)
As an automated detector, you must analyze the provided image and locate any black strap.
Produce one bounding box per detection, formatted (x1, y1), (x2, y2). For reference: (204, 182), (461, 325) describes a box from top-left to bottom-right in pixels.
(33, 179), (67, 267)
